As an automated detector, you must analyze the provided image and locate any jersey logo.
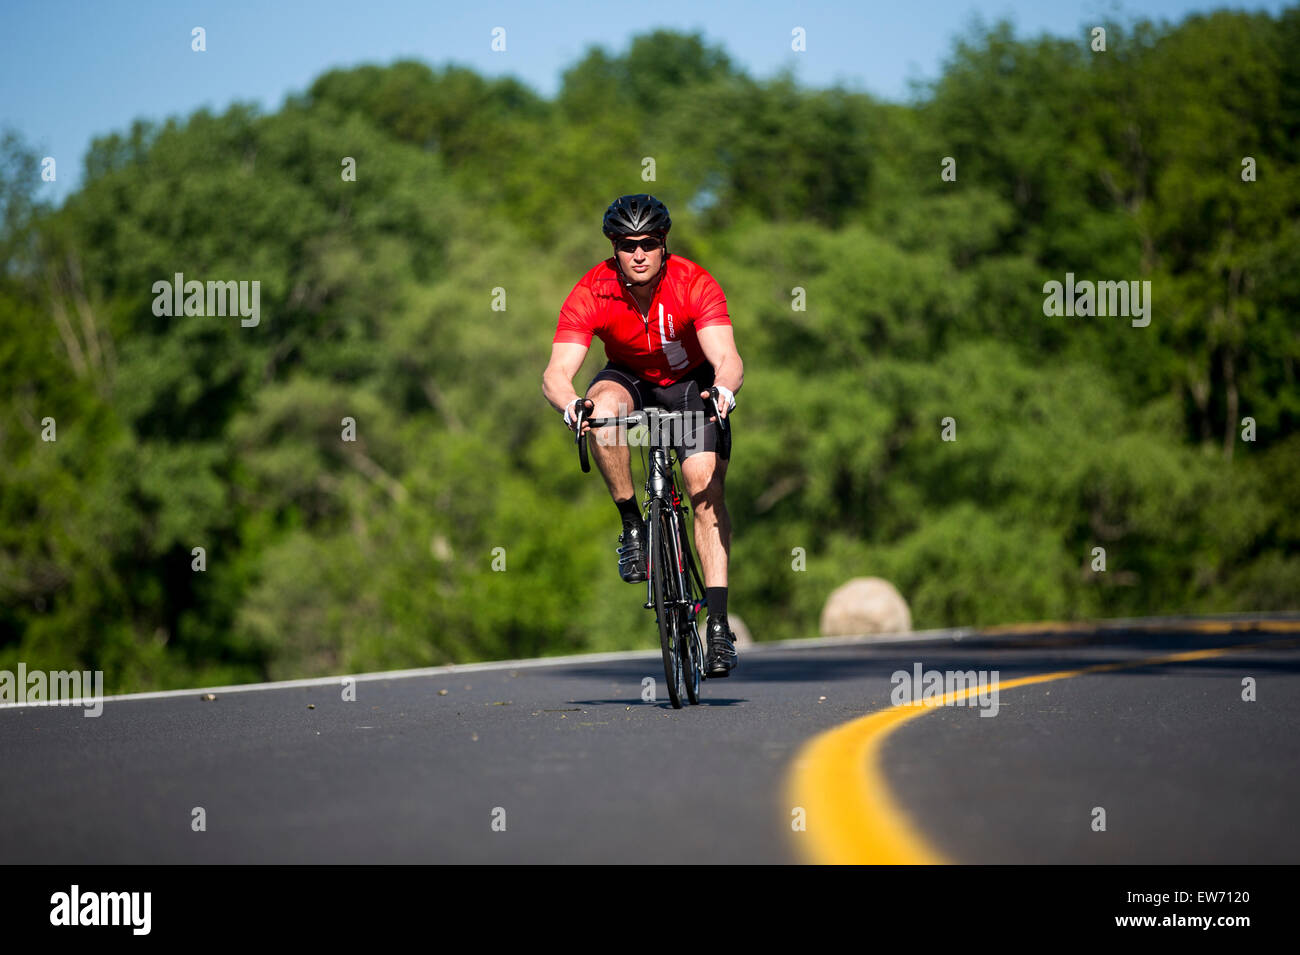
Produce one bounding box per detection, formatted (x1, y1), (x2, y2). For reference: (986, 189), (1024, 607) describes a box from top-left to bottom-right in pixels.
(659, 304), (688, 370)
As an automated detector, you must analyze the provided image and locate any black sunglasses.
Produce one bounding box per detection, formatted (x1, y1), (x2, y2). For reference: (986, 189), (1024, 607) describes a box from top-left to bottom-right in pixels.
(615, 237), (663, 254)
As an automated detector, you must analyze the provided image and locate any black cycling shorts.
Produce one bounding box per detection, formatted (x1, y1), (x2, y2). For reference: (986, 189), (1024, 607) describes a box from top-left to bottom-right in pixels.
(586, 360), (731, 462)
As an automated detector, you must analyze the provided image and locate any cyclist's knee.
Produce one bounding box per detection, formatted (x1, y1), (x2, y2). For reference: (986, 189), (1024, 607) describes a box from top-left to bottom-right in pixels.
(586, 381), (634, 420)
(683, 454), (725, 503)
(586, 384), (633, 449)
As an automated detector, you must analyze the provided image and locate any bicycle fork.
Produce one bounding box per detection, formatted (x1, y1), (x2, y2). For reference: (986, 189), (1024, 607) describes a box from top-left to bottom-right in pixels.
(643, 448), (695, 614)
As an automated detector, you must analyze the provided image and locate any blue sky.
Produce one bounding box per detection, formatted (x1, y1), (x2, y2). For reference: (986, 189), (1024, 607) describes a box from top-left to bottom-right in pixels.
(1, 0), (1289, 205)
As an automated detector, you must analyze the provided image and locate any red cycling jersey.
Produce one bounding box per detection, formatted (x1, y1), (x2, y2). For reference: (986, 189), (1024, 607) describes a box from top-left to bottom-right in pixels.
(553, 254), (731, 386)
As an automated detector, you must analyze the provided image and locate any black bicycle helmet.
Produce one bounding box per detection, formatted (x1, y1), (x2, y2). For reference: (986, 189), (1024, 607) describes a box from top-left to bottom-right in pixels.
(602, 194), (672, 239)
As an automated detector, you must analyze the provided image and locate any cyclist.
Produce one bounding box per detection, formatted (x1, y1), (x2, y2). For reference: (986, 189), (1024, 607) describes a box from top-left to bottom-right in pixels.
(542, 194), (745, 677)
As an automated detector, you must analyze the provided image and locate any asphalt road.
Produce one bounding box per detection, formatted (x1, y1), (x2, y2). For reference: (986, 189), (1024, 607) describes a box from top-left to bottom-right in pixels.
(2, 613), (1296, 863)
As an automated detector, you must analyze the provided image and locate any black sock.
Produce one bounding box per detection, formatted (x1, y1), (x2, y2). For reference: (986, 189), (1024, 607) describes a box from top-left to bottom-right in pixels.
(615, 496), (640, 525)
(706, 587), (728, 619)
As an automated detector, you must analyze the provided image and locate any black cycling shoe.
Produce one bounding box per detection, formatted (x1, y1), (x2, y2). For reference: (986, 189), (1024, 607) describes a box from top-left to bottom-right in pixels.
(616, 518), (647, 583)
(704, 615), (738, 677)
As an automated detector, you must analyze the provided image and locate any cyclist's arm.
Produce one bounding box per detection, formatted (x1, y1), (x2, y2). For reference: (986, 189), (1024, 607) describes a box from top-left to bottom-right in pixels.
(542, 341), (590, 417)
(697, 324), (743, 398)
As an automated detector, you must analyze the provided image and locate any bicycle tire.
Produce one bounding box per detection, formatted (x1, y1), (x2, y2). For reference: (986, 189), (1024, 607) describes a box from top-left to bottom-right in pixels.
(682, 606), (702, 704)
(672, 506), (702, 704)
(650, 498), (684, 709)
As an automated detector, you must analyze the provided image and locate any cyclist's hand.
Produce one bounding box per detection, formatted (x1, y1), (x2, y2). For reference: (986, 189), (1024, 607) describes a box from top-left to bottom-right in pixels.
(702, 386), (735, 422)
(565, 397), (594, 433)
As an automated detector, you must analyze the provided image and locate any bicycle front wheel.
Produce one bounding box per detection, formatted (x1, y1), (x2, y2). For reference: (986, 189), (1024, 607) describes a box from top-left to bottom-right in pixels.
(682, 604), (702, 704)
(650, 498), (684, 709)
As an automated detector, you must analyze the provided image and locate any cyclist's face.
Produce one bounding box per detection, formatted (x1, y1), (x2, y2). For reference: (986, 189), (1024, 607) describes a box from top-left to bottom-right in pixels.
(614, 234), (664, 285)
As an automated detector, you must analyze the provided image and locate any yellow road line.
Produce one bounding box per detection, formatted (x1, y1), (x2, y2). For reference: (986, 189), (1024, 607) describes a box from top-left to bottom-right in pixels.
(784, 636), (1297, 865)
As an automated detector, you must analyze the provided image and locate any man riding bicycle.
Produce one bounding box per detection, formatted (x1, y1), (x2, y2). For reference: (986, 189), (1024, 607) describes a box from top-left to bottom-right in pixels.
(541, 194), (745, 677)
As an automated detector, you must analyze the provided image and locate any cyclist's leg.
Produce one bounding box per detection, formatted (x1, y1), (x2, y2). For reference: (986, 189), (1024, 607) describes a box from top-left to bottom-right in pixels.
(682, 447), (736, 671)
(584, 364), (643, 502)
(663, 362), (731, 587)
(664, 364), (736, 670)
(681, 452), (730, 587)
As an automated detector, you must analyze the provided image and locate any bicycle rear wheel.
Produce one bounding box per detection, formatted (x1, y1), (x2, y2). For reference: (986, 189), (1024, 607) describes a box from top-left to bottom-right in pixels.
(650, 499), (684, 709)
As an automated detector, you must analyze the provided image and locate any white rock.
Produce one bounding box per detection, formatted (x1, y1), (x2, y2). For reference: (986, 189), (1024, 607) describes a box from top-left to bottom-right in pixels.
(819, 577), (912, 636)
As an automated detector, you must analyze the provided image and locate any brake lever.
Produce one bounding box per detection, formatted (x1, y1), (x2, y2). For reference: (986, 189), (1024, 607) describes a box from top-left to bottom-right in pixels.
(573, 397), (593, 443)
(707, 387), (730, 429)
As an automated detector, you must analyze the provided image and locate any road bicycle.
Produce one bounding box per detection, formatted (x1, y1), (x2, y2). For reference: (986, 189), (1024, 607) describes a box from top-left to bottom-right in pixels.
(574, 389), (731, 708)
